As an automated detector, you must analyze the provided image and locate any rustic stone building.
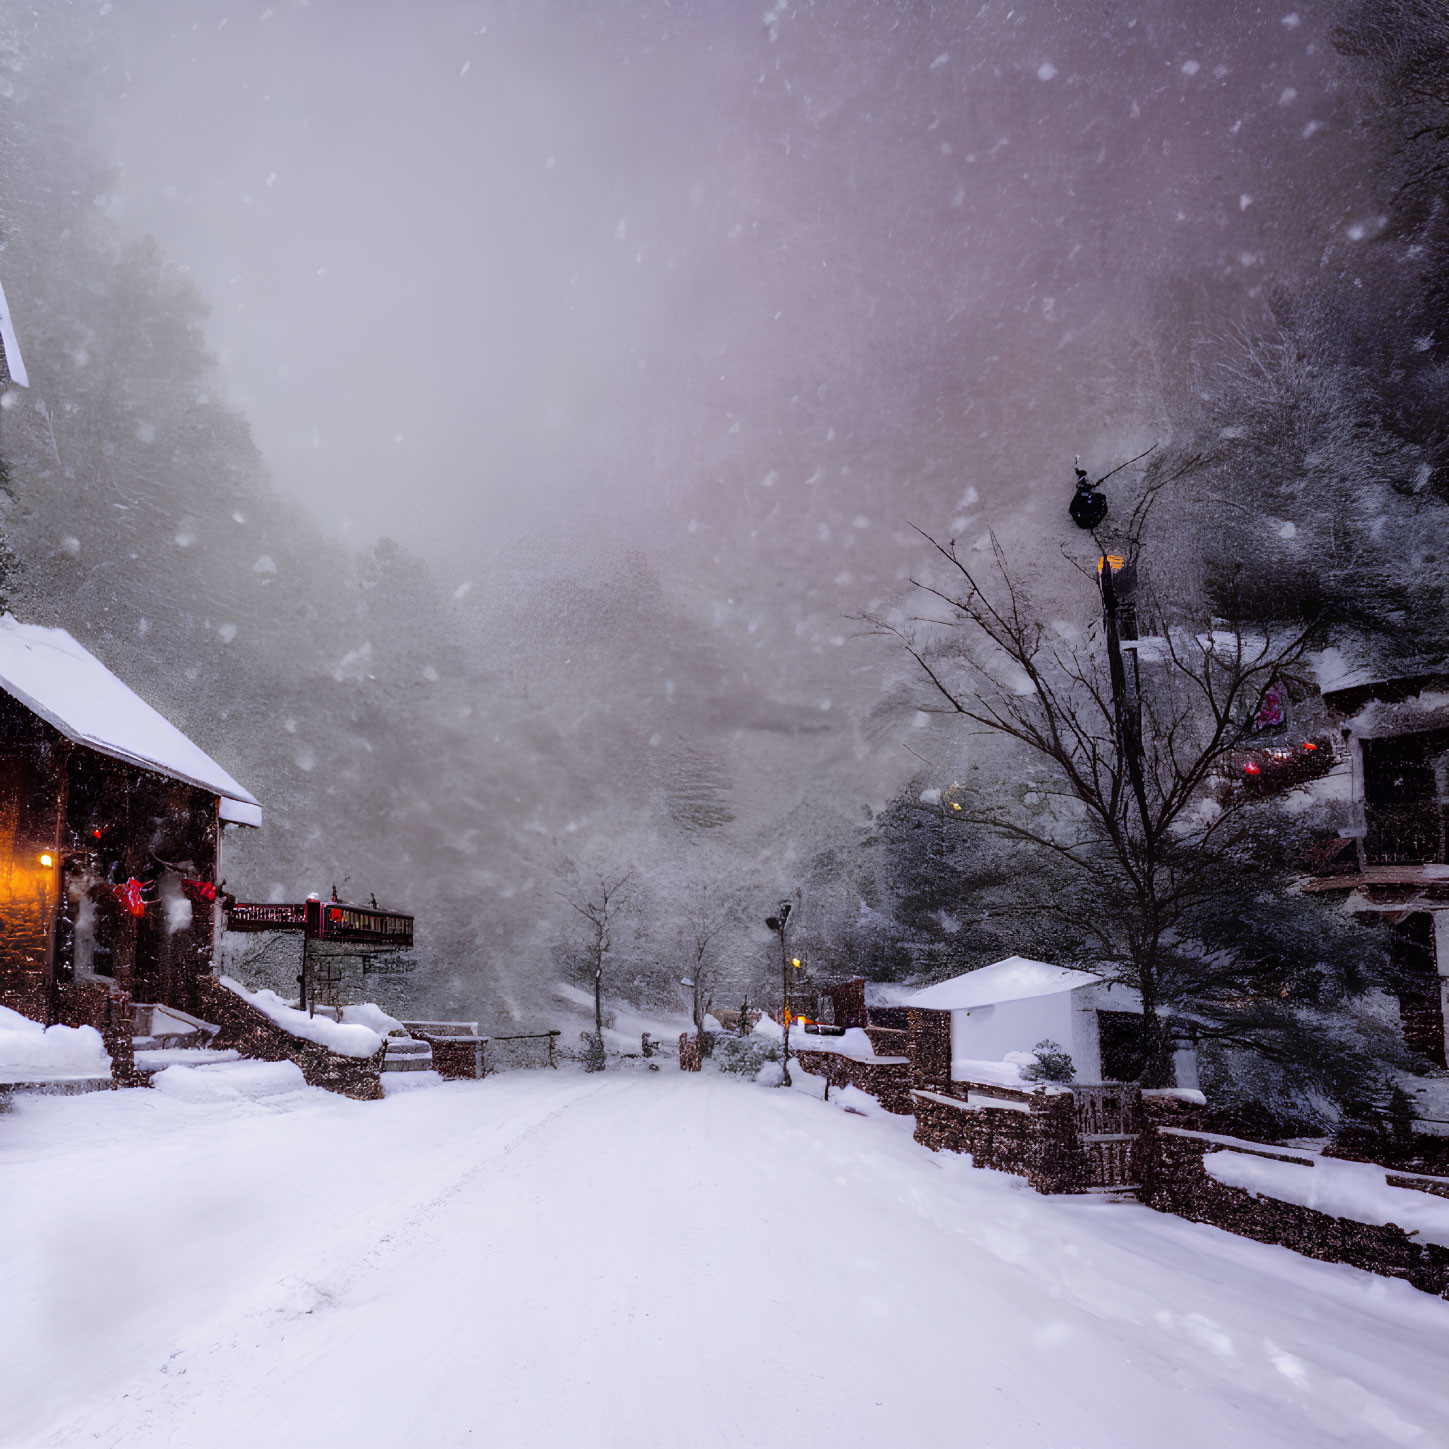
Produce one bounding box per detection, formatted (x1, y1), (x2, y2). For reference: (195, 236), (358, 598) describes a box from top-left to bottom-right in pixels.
(0, 618), (260, 1060)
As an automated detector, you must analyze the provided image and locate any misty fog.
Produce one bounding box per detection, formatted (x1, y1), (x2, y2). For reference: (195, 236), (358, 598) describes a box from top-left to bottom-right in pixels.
(0, 1), (1411, 1027)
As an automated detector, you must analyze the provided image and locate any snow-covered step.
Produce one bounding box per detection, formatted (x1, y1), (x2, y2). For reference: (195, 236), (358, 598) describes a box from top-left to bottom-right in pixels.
(381, 1069), (445, 1095)
(134, 1047), (243, 1074)
(150, 1059), (309, 1103)
(381, 1037), (434, 1073)
(0, 1074), (113, 1097)
(131, 1004), (220, 1052)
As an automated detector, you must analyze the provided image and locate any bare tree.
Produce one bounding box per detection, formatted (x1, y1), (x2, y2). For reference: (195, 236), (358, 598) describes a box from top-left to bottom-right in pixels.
(869, 502), (1320, 1084)
(680, 880), (740, 1039)
(559, 869), (635, 1070)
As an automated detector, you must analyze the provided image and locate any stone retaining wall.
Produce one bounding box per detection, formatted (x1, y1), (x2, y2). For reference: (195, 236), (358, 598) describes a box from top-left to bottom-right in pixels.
(793, 1048), (914, 1114)
(196, 976), (385, 1100)
(1139, 1127), (1449, 1299)
(52, 979), (134, 1086)
(906, 1008), (951, 1091)
(911, 1085), (1088, 1193)
(418, 1035), (487, 1080)
(863, 1026), (909, 1059)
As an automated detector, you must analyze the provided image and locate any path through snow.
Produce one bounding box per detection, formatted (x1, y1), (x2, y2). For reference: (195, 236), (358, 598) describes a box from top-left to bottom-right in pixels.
(4, 1072), (1448, 1447)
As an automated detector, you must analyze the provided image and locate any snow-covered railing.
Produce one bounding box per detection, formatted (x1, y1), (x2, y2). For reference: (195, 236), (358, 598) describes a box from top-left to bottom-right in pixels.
(217, 977), (384, 1058)
(489, 1030), (561, 1070)
(790, 1026), (908, 1065)
(914, 1088), (1033, 1115)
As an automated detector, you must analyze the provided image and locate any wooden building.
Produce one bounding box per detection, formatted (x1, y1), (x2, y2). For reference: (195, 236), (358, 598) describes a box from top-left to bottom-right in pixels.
(0, 618), (260, 1047)
(1303, 669), (1449, 1068)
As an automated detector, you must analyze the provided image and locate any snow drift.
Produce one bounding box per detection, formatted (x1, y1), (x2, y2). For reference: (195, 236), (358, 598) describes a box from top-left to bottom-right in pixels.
(0, 1004), (110, 1082)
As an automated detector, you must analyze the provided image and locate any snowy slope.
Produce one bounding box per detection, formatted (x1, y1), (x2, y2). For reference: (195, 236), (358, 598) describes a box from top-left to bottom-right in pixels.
(3, 1074), (1447, 1448)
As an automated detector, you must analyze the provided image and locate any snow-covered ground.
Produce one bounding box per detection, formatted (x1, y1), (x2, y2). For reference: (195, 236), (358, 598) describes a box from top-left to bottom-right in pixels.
(0, 1004), (110, 1083)
(4, 1072), (1448, 1449)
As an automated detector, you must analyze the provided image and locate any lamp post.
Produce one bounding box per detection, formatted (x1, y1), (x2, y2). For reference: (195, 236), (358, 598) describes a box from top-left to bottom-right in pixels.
(764, 900), (793, 1086)
(1068, 458), (1151, 840)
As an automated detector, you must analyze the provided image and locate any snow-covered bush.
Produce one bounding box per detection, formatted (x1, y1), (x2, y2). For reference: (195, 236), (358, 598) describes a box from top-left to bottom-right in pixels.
(713, 1034), (780, 1078)
(578, 1031), (605, 1073)
(1020, 1039), (1076, 1084)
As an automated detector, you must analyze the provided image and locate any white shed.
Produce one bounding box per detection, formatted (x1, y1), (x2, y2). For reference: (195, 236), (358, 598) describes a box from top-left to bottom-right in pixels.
(903, 955), (1197, 1087)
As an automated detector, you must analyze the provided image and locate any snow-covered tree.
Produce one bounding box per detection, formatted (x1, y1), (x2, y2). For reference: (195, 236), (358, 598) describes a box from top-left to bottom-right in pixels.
(559, 868), (635, 1069)
(871, 509), (1396, 1103)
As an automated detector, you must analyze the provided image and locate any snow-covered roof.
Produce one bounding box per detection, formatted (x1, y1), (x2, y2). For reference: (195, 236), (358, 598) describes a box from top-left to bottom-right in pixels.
(904, 956), (1102, 1010)
(863, 981), (915, 1008)
(0, 276), (29, 387)
(0, 616), (261, 825)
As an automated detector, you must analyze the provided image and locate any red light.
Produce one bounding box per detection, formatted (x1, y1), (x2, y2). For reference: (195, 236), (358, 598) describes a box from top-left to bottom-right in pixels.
(1243, 761), (1261, 776)
(1301, 741), (1317, 751)
(93, 829), (103, 839)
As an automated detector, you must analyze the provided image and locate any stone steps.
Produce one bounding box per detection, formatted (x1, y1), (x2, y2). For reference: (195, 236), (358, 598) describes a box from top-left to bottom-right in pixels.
(132, 1045), (244, 1076)
(382, 1037), (434, 1073)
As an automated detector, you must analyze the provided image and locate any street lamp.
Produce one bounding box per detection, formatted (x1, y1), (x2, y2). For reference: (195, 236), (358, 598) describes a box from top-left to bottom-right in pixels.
(1069, 458), (1108, 531)
(764, 900), (794, 1086)
(1067, 453), (1151, 826)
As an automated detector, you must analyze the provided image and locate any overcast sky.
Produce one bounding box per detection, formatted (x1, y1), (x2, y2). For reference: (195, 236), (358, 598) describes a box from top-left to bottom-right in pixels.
(99, 0), (1375, 607)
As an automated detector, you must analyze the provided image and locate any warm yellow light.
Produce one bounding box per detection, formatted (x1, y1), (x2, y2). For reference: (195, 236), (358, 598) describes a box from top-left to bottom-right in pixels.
(951, 802), (962, 810)
(792, 958), (801, 968)
(38, 854), (53, 868)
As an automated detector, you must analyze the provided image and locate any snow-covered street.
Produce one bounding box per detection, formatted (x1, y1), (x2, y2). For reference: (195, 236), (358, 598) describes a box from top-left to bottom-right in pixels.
(4, 1071), (1448, 1449)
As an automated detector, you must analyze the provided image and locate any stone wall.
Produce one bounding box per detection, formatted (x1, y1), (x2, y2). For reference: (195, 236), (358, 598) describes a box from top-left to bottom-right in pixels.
(1139, 1127), (1449, 1299)
(414, 1034), (487, 1080)
(793, 1048), (915, 1114)
(911, 1085), (1089, 1193)
(0, 705), (64, 1025)
(0, 919), (50, 1025)
(195, 976), (385, 1100)
(912, 1088), (1086, 1192)
(863, 1026), (909, 1059)
(52, 979), (134, 1086)
(906, 1008), (951, 1091)
(822, 978), (868, 1029)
